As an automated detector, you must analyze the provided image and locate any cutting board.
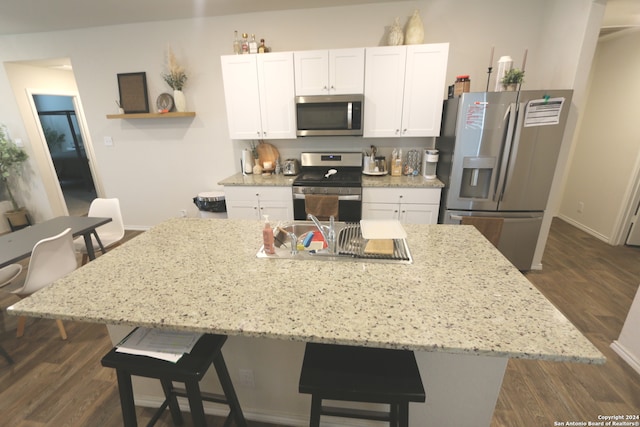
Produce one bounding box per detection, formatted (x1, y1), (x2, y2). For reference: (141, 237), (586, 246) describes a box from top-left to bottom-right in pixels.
(360, 220), (407, 239)
(257, 142), (280, 169)
(364, 239), (395, 255)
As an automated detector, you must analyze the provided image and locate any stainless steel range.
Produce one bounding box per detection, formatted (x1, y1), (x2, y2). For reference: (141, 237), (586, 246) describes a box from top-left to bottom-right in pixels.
(292, 152), (363, 221)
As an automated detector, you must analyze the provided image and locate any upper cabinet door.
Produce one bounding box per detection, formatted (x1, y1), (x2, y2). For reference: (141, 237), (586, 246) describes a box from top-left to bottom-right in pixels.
(257, 52), (297, 139)
(221, 52), (296, 140)
(402, 43), (450, 137)
(329, 48), (365, 94)
(294, 48), (365, 96)
(364, 44), (449, 138)
(294, 50), (329, 96)
(363, 46), (407, 138)
(220, 55), (263, 140)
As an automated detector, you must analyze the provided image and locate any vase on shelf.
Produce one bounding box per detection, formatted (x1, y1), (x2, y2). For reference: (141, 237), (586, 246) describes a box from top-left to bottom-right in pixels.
(173, 89), (186, 112)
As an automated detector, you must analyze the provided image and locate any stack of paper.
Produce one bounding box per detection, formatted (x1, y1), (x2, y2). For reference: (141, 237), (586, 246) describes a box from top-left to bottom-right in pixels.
(116, 328), (203, 363)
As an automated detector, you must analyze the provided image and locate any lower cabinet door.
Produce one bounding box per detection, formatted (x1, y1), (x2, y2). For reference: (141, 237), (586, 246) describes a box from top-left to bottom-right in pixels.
(399, 203), (438, 224)
(258, 201), (292, 221)
(226, 200), (260, 220)
(362, 202), (399, 221)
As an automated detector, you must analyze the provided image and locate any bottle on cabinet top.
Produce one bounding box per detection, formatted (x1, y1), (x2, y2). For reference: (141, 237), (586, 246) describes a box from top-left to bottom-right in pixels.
(233, 30), (241, 54)
(241, 33), (249, 54)
(249, 34), (258, 54)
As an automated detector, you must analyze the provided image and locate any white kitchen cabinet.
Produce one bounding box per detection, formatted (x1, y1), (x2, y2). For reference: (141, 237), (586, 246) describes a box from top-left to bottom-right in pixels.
(362, 187), (441, 224)
(224, 186), (293, 220)
(221, 53), (296, 140)
(363, 43), (449, 138)
(294, 48), (365, 95)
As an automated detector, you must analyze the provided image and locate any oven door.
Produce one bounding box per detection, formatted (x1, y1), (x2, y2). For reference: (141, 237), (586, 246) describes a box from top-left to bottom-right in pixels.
(293, 190), (362, 222)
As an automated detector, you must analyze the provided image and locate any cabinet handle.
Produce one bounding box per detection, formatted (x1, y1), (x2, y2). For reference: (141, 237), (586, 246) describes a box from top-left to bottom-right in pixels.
(395, 129), (400, 135)
(402, 129), (407, 134)
(257, 131), (261, 136)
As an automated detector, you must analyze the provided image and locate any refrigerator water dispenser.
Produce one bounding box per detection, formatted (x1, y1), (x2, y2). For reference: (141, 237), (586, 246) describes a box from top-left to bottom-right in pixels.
(459, 157), (496, 199)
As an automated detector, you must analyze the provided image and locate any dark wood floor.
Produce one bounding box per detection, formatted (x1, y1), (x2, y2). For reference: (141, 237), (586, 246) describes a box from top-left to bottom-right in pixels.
(1, 219), (639, 426)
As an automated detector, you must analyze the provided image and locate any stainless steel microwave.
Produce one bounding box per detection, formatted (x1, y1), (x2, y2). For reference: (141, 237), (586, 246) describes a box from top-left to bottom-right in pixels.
(295, 94), (364, 136)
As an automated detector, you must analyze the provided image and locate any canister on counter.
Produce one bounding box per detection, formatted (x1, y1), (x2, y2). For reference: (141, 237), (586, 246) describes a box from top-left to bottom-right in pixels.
(454, 75), (471, 96)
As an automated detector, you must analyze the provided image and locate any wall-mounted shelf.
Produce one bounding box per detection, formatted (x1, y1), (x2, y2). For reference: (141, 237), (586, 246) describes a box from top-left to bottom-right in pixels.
(106, 112), (196, 119)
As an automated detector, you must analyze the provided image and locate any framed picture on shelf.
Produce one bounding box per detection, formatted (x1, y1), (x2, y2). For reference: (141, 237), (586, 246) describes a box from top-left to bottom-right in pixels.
(117, 72), (149, 113)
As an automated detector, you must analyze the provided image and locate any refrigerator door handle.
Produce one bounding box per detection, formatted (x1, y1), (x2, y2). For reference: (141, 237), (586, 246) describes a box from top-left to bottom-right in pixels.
(501, 102), (526, 198)
(493, 103), (518, 202)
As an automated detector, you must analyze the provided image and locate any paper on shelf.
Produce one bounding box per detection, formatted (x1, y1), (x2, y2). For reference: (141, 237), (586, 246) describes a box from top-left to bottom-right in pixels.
(116, 328), (203, 363)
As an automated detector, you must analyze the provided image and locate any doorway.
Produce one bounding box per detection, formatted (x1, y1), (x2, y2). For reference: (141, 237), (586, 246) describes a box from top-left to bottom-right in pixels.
(32, 94), (96, 216)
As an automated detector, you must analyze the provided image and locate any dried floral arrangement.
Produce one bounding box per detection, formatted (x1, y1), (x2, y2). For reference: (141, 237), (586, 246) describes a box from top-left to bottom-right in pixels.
(162, 46), (187, 91)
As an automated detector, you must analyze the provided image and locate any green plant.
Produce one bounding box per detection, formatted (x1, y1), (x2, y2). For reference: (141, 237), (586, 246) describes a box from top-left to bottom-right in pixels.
(501, 68), (525, 85)
(162, 46), (187, 91)
(0, 126), (28, 210)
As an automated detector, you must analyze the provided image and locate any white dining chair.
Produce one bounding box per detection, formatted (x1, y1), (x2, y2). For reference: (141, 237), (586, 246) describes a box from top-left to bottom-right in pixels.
(73, 198), (125, 264)
(0, 264), (22, 288)
(12, 227), (77, 340)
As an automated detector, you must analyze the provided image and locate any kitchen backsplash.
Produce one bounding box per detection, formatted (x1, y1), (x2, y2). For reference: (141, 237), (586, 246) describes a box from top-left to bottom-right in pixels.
(247, 137), (437, 165)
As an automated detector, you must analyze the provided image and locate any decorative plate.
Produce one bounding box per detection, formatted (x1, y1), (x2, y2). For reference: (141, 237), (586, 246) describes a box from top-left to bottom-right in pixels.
(156, 93), (174, 112)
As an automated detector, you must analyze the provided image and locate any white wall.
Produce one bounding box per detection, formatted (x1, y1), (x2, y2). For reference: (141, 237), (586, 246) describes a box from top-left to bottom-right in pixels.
(559, 28), (640, 243)
(0, 0), (602, 233)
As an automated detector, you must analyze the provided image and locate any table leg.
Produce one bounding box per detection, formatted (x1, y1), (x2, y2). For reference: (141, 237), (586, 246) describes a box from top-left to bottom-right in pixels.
(92, 230), (107, 254)
(82, 233), (97, 261)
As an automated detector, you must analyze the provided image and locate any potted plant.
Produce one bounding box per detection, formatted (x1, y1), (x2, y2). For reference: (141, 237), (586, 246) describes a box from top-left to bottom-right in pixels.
(501, 68), (525, 91)
(0, 126), (30, 230)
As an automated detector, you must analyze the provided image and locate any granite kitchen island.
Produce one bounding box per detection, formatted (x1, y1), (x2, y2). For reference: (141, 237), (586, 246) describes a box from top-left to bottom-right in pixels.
(8, 218), (604, 426)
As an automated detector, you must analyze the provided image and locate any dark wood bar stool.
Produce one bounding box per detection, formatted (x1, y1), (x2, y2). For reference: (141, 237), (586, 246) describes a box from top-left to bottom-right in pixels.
(299, 343), (426, 427)
(101, 332), (247, 427)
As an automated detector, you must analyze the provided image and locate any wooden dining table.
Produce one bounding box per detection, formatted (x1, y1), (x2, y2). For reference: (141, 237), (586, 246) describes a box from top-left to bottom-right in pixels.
(0, 216), (112, 268)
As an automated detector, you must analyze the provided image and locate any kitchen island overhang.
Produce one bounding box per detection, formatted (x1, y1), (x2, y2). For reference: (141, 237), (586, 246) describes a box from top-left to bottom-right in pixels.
(7, 218), (605, 426)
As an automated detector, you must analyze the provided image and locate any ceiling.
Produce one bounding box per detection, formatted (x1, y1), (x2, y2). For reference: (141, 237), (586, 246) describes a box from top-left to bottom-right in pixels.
(0, 0), (394, 36)
(0, 0), (637, 37)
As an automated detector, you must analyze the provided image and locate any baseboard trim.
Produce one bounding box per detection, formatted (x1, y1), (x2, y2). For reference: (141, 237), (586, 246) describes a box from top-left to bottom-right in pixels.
(556, 215), (612, 244)
(611, 340), (640, 376)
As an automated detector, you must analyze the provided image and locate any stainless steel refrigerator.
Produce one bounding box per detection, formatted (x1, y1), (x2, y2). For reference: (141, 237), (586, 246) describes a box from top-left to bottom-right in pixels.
(436, 90), (573, 270)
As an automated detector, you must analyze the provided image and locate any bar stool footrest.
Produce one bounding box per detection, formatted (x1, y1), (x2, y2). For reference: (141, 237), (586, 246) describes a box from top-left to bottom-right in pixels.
(322, 405), (392, 422)
(172, 387), (229, 406)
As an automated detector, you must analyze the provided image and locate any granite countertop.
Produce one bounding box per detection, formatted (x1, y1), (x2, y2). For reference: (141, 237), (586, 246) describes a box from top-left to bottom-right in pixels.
(219, 172), (444, 188)
(7, 218), (604, 364)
